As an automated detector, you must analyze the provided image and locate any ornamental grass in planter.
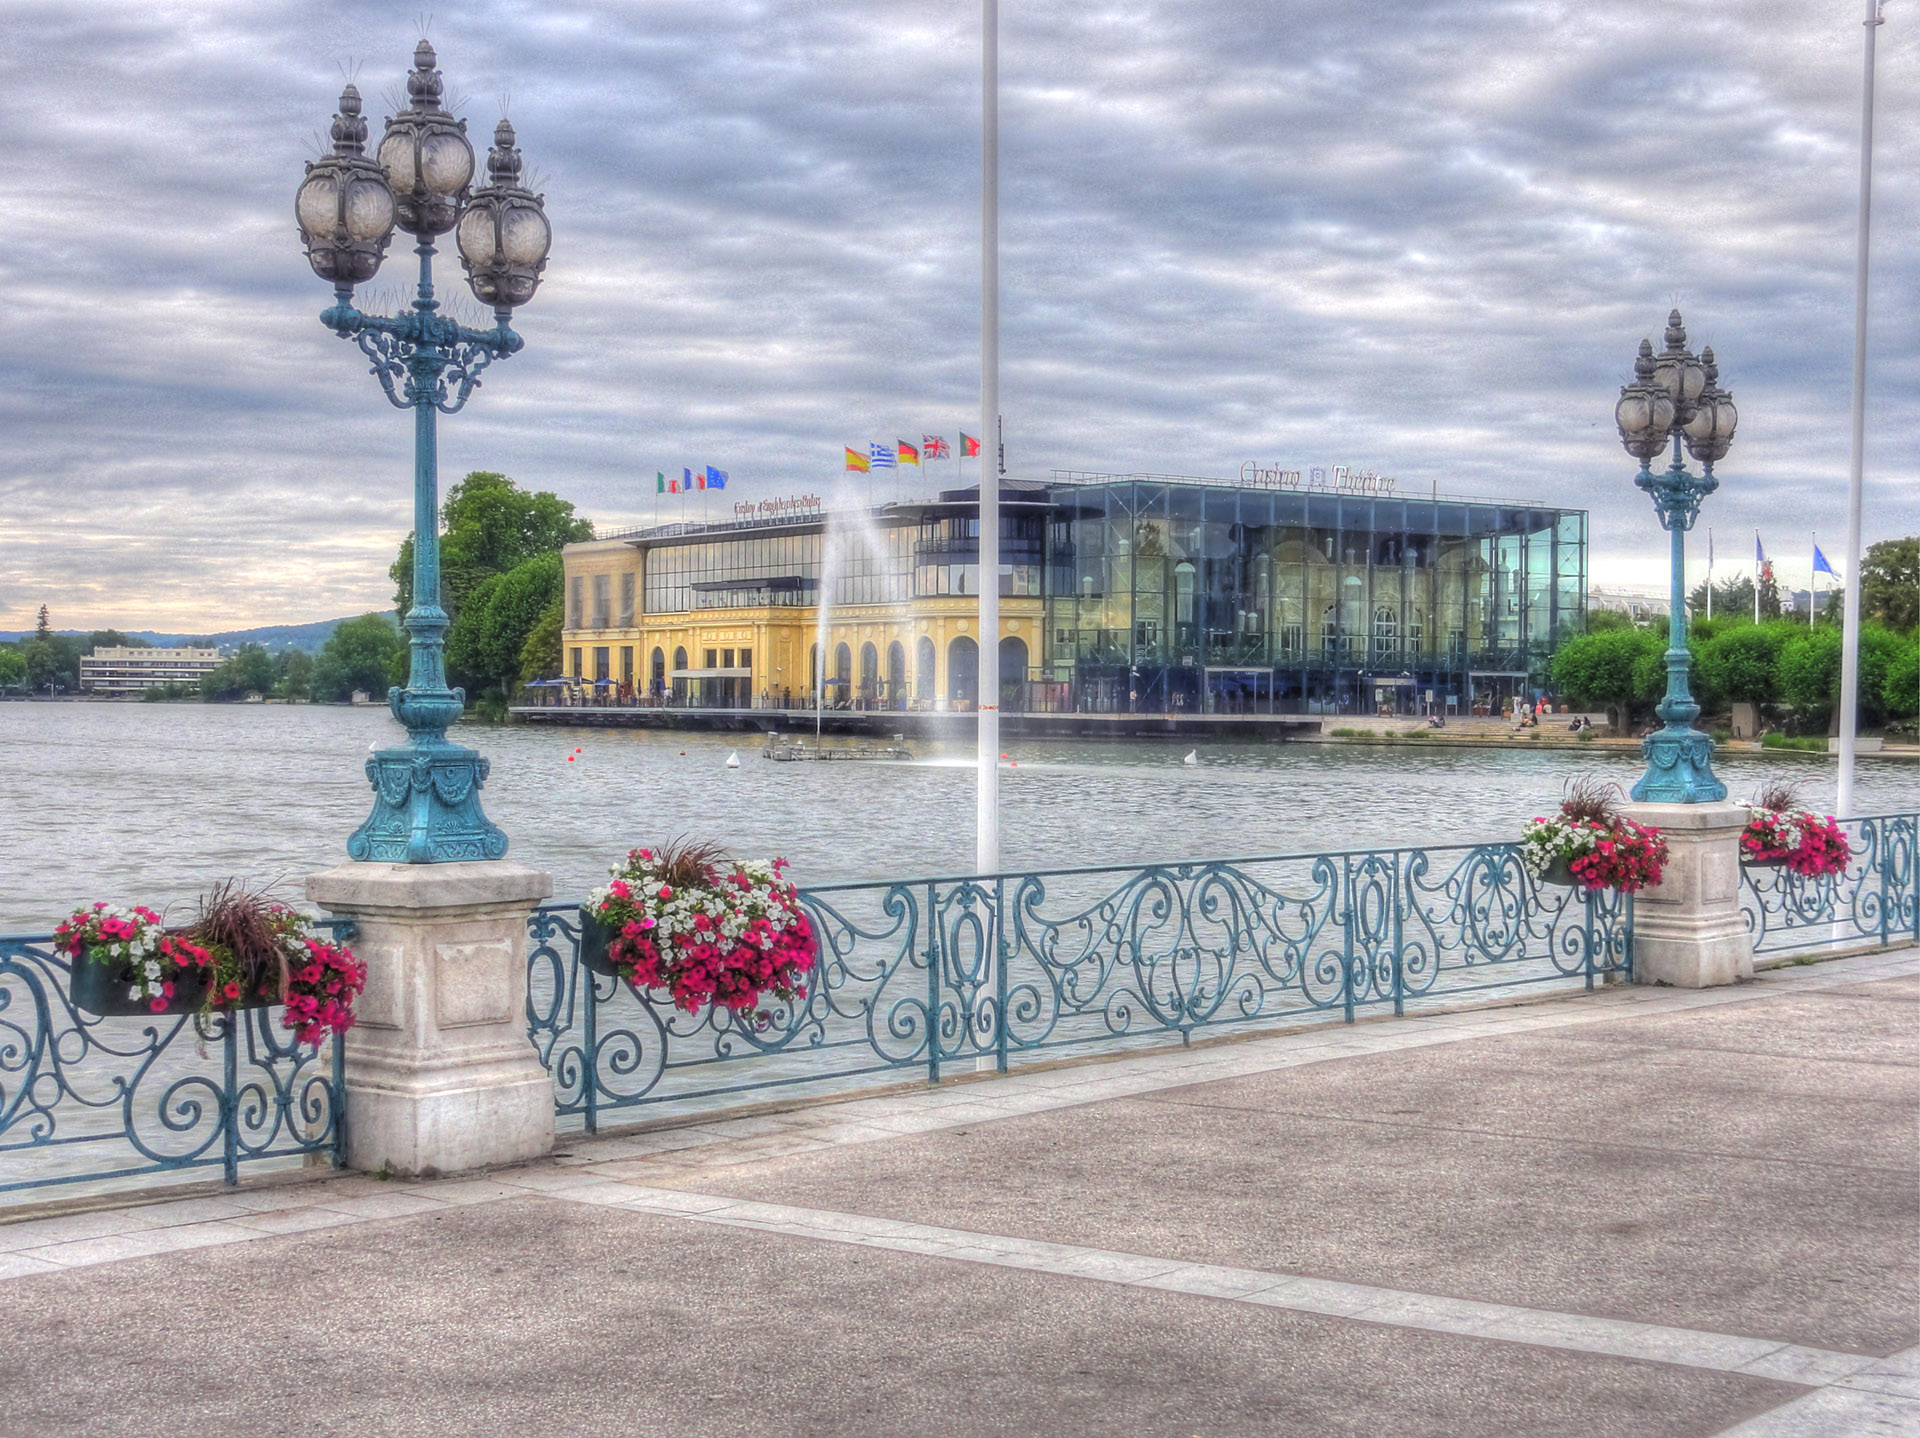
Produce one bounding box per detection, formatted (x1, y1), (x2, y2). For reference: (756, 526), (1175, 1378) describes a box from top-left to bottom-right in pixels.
(582, 838), (817, 1026)
(1740, 781), (1851, 878)
(1521, 778), (1668, 894)
(56, 882), (365, 1043)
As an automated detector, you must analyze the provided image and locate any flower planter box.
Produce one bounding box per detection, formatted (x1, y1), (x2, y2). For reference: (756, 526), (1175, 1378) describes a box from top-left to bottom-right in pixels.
(1740, 854), (1793, 870)
(68, 952), (274, 1019)
(1537, 856), (1579, 888)
(577, 908), (619, 977)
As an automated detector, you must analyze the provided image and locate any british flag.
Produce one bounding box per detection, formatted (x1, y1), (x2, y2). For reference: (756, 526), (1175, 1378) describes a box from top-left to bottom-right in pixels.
(922, 435), (952, 461)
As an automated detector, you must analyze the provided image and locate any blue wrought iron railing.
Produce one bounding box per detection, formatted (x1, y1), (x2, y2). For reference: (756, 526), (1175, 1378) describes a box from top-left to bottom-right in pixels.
(526, 841), (1632, 1132)
(0, 921), (351, 1197)
(1740, 813), (1918, 959)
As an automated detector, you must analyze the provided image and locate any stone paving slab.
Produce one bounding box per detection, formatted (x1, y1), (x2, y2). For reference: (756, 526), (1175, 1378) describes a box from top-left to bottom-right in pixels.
(681, 967), (1919, 1355)
(0, 1197), (1798, 1438)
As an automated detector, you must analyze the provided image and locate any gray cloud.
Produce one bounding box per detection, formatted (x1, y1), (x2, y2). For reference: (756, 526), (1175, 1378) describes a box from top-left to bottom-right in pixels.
(0, 0), (1914, 628)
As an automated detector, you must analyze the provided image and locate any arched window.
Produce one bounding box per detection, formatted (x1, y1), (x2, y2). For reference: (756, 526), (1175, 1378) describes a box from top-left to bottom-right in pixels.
(859, 642), (879, 705)
(833, 642), (852, 706)
(998, 635), (1028, 714)
(1373, 605), (1398, 659)
(650, 647), (665, 697)
(672, 646), (688, 705)
(916, 636), (936, 700)
(947, 636), (979, 705)
(887, 641), (907, 710)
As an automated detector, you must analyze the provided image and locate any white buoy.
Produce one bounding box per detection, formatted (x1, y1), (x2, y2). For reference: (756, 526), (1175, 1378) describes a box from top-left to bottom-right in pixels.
(725, 751), (741, 769)
(1183, 749), (1198, 766)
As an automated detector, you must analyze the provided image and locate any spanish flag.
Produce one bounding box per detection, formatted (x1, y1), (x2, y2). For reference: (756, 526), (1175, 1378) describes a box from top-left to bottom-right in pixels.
(897, 441), (920, 466)
(845, 447), (871, 473)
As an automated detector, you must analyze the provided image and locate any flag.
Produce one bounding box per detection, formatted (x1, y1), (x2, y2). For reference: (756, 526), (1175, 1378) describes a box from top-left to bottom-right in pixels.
(656, 472), (666, 493)
(923, 435), (951, 461)
(897, 441), (920, 466)
(1756, 535), (1767, 566)
(667, 475), (681, 493)
(685, 467), (702, 491)
(961, 433), (981, 457)
(706, 466), (728, 490)
(1813, 544), (1838, 577)
(870, 444), (897, 469)
(845, 447), (870, 472)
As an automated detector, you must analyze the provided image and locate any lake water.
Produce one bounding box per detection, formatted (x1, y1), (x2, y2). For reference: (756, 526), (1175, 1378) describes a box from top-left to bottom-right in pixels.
(0, 701), (1908, 933)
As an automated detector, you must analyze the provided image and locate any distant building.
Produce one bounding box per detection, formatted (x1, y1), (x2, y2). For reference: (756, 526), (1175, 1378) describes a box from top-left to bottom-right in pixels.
(1588, 586), (1670, 623)
(560, 472), (1587, 717)
(79, 646), (222, 696)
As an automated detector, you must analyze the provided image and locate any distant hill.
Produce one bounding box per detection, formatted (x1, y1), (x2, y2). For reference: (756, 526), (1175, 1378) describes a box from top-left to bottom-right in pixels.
(0, 615), (388, 654)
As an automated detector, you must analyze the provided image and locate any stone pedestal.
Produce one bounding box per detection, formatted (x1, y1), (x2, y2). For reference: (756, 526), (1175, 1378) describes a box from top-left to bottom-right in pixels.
(307, 861), (554, 1177)
(1618, 802), (1754, 988)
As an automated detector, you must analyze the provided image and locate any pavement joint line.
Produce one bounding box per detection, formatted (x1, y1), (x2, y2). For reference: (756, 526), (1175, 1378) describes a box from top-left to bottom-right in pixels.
(556, 1182), (1898, 1395)
(1706, 1346), (1920, 1436)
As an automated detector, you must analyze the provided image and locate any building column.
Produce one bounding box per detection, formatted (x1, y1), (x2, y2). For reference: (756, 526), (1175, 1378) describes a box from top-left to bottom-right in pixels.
(307, 860), (555, 1177)
(1618, 802), (1754, 988)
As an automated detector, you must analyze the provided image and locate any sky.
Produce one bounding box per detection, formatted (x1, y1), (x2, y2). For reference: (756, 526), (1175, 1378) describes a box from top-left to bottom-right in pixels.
(1, 0), (1915, 631)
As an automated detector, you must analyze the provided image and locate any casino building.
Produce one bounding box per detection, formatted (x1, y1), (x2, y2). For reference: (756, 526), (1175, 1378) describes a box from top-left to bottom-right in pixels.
(558, 473), (1587, 719)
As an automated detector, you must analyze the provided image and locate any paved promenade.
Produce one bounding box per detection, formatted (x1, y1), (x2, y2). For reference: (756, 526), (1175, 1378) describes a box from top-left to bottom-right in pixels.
(0, 947), (1911, 1436)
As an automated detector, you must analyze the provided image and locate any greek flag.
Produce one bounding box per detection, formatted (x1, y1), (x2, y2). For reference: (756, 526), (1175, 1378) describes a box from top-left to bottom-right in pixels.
(869, 444), (896, 469)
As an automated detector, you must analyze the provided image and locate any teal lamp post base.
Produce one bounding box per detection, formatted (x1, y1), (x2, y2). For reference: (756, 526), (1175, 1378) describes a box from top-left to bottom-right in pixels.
(348, 743), (509, 864)
(1630, 727), (1727, 804)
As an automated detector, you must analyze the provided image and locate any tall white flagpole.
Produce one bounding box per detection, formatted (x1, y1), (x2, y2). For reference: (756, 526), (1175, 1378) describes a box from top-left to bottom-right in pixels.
(1838, 0), (1885, 819)
(977, 0), (1001, 876)
(1706, 527), (1713, 619)
(1810, 533), (1818, 628)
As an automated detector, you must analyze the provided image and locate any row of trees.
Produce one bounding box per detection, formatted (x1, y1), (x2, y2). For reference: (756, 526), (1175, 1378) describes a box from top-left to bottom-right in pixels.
(193, 615), (406, 703)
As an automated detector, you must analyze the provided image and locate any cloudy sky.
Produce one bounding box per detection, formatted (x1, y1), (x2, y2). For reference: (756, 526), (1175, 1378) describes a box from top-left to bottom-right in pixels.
(1, 0), (1915, 631)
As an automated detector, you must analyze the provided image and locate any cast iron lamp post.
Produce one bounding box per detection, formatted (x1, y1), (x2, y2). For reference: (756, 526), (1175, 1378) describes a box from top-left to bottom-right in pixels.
(1613, 310), (1738, 803)
(295, 41), (552, 862)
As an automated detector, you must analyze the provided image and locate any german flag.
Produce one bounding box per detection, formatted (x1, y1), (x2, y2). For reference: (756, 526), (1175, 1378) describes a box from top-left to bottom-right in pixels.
(897, 441), (920, 466)
(845, 447), (871, 472)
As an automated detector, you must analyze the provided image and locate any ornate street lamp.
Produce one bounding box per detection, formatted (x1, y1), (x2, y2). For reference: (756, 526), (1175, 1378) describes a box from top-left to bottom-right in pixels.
(296, 42), (553, 862)
(1614, 310), (1737, 803)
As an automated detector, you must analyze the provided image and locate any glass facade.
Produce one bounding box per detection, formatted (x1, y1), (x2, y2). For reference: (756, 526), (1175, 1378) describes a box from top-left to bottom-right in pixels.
(1045, 482), (1585, 714)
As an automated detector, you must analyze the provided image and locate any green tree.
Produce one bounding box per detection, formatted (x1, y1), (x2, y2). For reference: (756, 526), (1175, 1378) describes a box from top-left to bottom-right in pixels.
(1777, 623), (1903, 731)
(390, 472), (593, 622)
(519, 595), (565, 684)
(201, 644), (276, 701)
(1825, 536), (1919, 634)
(1552, 627), (1664, 732)
(201, 644), (275, 701)
(1584, 609), (1638, 634)
(0, 645), (25, 693)
(447, 553), (564, 699)
(86, 630), (150, 652)
(1685, 575), (1756, 622)
(310, 613), (407, 702)
(273, 649), (315, 701)
(34, 605), (51, 642)
(1883, 631), (1918, 724)
(1757, 565), (1783, 620)
(1695, 622), (1787, 707)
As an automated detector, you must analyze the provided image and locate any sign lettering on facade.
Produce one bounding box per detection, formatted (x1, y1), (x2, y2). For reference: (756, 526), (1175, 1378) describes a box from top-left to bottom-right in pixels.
(1237, 463), (1398, 496)
(732, 495), (823, 520)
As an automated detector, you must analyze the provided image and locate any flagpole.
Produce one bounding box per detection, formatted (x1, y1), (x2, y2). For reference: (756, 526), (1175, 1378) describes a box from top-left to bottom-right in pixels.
(1706, 527), (1713, 620)
(1810, 533), (1817, 627)
(1754, 531), (1761, 625)
(977, 0), (1001, 879)
(1839, 0), (1885, 819)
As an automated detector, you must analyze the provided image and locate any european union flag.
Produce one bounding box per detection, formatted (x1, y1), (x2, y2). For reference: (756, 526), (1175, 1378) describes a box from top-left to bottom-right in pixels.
(706, 466), (727, 490)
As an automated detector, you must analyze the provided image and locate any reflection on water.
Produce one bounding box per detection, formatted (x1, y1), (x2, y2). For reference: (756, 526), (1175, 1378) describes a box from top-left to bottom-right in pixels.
(0, 702), (1902, 932)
